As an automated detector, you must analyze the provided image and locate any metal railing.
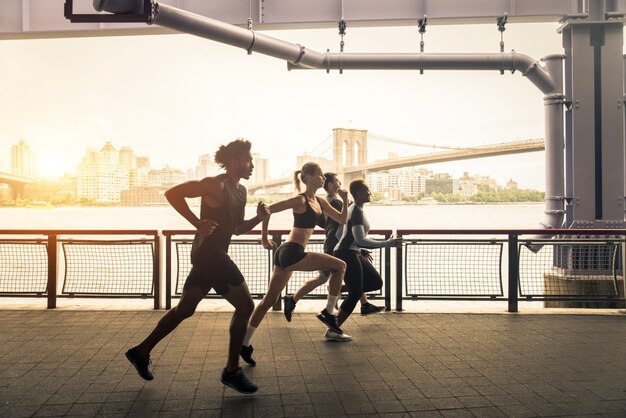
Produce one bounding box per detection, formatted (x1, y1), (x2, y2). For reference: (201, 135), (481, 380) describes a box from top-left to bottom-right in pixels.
(0, 230), (160, 309)
(396, 229), (626, 312)
(162, 229), (392, 311)
(1, 228), (624, 312)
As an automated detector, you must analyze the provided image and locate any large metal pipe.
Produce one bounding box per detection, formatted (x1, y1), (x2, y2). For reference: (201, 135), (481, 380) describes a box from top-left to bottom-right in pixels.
(152, 3), (326, 69)
(146, 3), (556, 94)
(289, 52), (556, 94)
(623, 54), (626, 221)
(541, 54), (566, 229)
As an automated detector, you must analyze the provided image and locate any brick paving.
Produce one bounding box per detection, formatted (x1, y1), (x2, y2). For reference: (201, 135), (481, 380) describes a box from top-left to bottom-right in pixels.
(0, 310), (624, 417)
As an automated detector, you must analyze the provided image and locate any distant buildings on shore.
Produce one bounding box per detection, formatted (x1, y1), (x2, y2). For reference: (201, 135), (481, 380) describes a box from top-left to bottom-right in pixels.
(2, 139), (523, 204)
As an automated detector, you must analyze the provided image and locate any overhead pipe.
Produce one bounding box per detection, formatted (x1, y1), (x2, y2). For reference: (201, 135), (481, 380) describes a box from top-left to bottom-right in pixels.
(96, 0), (564, 228)
(146, 2), (557, 94)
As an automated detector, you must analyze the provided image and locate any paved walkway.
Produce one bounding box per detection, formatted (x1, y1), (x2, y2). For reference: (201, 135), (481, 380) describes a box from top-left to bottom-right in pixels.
(0, 310), (624, 417)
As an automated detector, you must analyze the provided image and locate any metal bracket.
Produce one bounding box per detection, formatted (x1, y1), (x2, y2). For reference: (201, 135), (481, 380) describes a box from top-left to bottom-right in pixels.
(418, 15), (427, 74)
(497, 13), (508, 74)
(64, 0), (152, 23)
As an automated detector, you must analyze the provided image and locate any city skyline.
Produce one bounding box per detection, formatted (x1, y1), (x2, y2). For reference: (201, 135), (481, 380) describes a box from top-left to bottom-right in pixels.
(2, 137), (527, 188)
(2, 137), (534, 205)
(0, 22), (567, 189)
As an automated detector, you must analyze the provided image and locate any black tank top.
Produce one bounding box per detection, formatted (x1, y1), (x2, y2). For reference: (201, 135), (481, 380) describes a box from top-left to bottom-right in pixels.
(191, 173), (246, 261)
(293, 194), (324, 228)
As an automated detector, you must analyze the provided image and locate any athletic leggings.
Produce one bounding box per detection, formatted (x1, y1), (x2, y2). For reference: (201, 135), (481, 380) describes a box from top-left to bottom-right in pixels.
(334, 249), (382, 315)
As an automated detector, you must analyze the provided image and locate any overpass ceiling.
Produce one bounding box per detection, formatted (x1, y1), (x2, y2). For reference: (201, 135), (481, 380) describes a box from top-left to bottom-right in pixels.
(2, 0), (623, 40)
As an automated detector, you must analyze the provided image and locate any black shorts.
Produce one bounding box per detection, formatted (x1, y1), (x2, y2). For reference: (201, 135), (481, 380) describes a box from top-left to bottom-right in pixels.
(183, 251), (244, 295)
(273, 242), (307, 269)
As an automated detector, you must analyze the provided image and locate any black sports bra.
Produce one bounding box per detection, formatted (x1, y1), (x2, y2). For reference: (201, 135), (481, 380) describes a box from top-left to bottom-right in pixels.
(293, 194), (324, 228)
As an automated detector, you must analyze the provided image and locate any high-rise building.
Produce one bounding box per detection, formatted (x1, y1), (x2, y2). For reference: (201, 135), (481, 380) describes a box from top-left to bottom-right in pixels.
(11, 139), (38, 178)
(148, 165), (186, 187)
(251, 153), (269, 184)
(77, 142), (129, 203)
(195, 153), (220, 180)
(296, 153), (335, 174)
(136, 156), (150, 168)
(119, 146), (137, 168)
(367, 168), (426, 197)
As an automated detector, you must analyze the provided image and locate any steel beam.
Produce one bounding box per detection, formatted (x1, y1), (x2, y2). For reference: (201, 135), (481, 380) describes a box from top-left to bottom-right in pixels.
(0, 0), (596, 40)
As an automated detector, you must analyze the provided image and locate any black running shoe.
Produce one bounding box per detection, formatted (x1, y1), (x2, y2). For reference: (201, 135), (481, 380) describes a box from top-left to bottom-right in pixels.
(283, 295), (296, 322)
(125, 347), (153, 381)
(221, 368), (258, 394)
(316, 309), (343, 334)
(361, 302), (385, 315)
(240, 344), (256, 366)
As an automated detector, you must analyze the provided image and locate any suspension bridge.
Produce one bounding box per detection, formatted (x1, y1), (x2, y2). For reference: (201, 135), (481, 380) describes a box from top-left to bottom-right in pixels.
(0, 172), (34, 200)
(248, 128), (545, 194)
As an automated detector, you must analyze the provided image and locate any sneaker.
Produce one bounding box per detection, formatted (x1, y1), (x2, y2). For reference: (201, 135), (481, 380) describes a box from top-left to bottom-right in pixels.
(240, 344), (256, 366)
(360, 302), (385, 316)
(125, 347), (153, 381)
(220, 368), (258, 394)
(316, 309), (343, 334)
(324, 328), (352, 342)
(284, 295), (296, 322)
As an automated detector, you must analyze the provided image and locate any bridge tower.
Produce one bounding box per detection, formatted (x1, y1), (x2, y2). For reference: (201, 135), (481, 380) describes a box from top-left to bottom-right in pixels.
(333, 128), (368, 184)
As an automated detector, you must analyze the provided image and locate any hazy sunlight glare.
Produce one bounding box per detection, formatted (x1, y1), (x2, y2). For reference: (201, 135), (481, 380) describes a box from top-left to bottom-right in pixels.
(38, 153), (67, 178)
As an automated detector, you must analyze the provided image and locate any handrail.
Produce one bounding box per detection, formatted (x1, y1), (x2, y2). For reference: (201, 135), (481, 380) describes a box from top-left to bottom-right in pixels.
(0, 229), (158, 235)
(1, 228), (623, 312)
(0, 229), (161, 309)
(397, 229), (626, 235)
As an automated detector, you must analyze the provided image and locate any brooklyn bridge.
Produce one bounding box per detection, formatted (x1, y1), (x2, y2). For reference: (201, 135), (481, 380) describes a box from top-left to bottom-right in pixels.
(248, 127), (545, 194)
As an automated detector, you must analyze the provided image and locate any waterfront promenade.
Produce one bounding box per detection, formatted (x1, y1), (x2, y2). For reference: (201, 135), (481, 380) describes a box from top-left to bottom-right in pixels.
(0, 309), (624, 417)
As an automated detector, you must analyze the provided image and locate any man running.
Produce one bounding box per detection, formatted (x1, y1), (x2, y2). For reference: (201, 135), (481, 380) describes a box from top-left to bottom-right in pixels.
(125, 139), (269, 394)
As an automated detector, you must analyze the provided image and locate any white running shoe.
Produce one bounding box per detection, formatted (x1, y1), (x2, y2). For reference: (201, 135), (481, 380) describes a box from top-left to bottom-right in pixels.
(324, 329), (352, 342)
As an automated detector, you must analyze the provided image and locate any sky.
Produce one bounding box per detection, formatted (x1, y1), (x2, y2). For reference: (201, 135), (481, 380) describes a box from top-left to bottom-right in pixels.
(0, 20), (567, 189)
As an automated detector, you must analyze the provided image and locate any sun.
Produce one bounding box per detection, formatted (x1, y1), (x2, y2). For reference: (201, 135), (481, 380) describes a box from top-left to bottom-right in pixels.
(38, 153), (69, 179)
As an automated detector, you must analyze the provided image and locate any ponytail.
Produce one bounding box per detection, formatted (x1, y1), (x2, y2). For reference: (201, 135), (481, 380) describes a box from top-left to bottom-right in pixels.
(293, 170), (302, 192)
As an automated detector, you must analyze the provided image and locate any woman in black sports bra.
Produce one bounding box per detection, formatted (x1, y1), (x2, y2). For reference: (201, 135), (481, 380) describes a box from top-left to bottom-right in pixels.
(240, 162), (349, 365)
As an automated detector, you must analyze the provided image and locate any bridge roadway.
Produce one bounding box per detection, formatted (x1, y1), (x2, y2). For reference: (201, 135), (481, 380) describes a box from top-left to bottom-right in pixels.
(248, 138), (545, 194)
(0, 171), (33, 184)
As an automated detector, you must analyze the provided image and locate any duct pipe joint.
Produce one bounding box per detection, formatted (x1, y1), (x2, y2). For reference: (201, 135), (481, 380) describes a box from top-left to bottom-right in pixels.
(543, 93), (566, 106)
(290, 44), (306, 66)
(246, 30), (256, 55)
(503, 51), (516, 74)
(545, 195), (565, 202)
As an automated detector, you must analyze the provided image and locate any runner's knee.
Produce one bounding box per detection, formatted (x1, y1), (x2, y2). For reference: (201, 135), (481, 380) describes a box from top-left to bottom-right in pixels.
(174, 304), (196, 320)
(237, 298), (255, 317)
(333, 259), (347, 274)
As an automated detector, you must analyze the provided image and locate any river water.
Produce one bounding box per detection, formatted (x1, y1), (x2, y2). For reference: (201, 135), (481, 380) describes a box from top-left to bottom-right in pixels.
(0, 203), (545, 230)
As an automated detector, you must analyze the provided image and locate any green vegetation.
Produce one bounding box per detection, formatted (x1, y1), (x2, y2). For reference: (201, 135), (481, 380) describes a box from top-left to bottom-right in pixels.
(427, 189), (544, 204)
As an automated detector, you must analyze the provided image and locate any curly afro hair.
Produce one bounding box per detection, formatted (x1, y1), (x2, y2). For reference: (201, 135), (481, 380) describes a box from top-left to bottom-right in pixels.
(214, 139), (251, 169)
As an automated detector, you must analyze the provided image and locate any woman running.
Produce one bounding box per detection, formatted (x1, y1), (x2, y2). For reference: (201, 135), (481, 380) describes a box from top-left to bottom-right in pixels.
(284, 172), (385, 323)
(240, 162), (350, 365)
(332, 179), (401, 340)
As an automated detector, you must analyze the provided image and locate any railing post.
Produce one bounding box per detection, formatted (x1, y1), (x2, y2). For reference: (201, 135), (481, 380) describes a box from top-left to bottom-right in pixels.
(508, 234), (519, 312)
(396, 232), (403, 312)
(153, 233), (161, 310)
(272, 233), (282, 311)
(46, 234), (57, 309)
(165, 233), (172, 310)
(384, 232), (391, 311)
